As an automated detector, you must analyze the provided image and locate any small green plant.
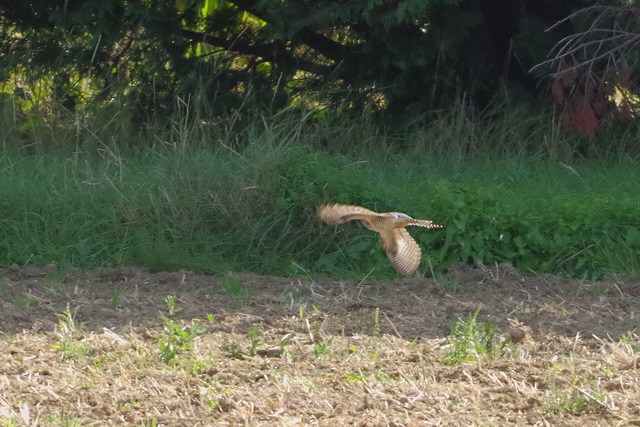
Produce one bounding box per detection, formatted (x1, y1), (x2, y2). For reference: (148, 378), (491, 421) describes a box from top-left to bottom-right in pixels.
(220, 277), (253, 304)
(141, 417), (158, 427)
(313, 340), (331, 358)
(164, 295), (182, 316)
(443, 307), (509, 365)
(0, 279), (8, 293)
(13, 298), (41, 307)
(620, 332), (640, 352)
(221, 339), (244, 360)
(435, 272), (460, 293)
(345, 370), (368, 387)
(248, 326), (262, 357)
(2, 416), (18, 427)
(51, 338), (93, 361)
(374, 372), (396, 386)
(157, 311), (204, 363)
(44, 271), (69, 294)
(51, 305), (91, 360)
(543, 378), (608, 414)
(50, 410), (82, 427)
(221, 277), (243, 296)
(603, 366), (615, 379)
(56, 305), (83, 334)
(111, 287), (125, 308)
(94, 354), (108, 369)
(280, 337), (292, 358)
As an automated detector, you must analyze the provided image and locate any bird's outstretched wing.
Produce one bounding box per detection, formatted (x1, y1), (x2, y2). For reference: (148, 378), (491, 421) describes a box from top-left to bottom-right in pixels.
(318, 203), (441, 275)
(317, 204), (380, 225)
(379, 228), (422, 275)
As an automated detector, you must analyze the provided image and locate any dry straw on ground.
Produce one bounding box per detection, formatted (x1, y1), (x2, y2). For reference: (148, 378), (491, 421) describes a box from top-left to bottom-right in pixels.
(0, 264), (639, 425)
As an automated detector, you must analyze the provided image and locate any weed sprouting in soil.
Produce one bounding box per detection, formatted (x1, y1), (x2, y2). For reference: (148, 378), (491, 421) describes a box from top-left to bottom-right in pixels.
(345, 370), (369, 387)
(164, 295), (182, 316)
(248, 326), (262, 357)
(443, 307), (511, 365)
(12, 298), (40, 307)
(620, 332), (640, 352)
(221, 339), (244, 360)
(158, 314), (203, 363)
(43, 410), (82, 427)
(51, 305), (90, 360)
(141, 417), (158, 427)
(55, 305), (83, 335)
(111, 287), (125, 308)
(313, 340), (331, 358)
(221, 277), (243, 296)
(158, 297), (204, 363)
(542, 378), (608, 414)
(44, 271), (69, 295)
(1, 416), (18, 427)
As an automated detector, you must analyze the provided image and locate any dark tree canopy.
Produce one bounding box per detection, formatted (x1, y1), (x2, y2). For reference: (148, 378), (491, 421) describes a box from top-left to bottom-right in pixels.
(0, 0), (633, 119)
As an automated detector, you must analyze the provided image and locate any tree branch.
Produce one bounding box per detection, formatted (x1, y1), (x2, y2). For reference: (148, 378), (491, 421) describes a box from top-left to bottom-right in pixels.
(227, 0), (348, 61)
(180, 29), (336, 77)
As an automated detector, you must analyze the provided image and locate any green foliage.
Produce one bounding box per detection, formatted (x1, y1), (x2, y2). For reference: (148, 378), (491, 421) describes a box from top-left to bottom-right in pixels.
(221, 339), (244, 360)
(620, 333), (640, 352)
(443, 308), (510, 365)
(427, 158), (640, 279)
(55, 305), (84, 335)
(164, 296), (182, 316)
(157, 295), (204, 363)
(51, 306), (91, 360)
(248, 326), (262, 357)
(220, 277), (254, 300)
(141, 417), (158, 427)
(313, 341), (331, 358)
(158, 313), (204, 363)
(2, 0), (621, 121)
(2, 416), (17, 427)
(2, 89), (640, 279)
(543, 379), (608, 414)
(111, 287), (125, 308)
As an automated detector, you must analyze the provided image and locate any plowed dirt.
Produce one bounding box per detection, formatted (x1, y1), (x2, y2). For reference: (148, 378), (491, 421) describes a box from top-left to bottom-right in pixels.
(1, 264), (639, 426)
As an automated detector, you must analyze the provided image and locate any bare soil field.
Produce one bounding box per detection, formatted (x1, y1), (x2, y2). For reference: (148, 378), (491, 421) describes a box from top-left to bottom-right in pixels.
(0, 263), (639, 426)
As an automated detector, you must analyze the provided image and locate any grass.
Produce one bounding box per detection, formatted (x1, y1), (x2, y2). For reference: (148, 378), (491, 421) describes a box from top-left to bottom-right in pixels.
(543, 378), (609, 415)
(220, 277), (244, 296)
(51, 305), (91, 360)
(442, 307), (511, 364)
(2, 93), (640, 280)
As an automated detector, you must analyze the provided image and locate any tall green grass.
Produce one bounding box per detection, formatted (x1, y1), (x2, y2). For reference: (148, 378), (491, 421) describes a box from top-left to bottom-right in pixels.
(2, 93), (640, 279)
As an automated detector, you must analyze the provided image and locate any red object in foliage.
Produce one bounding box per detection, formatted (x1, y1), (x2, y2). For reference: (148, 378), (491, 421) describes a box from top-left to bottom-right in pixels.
(560, 99), (599, 137)
(551, 81), (565, 102)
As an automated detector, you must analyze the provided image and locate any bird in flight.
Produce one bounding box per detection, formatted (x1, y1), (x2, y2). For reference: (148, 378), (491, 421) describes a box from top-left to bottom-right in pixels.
(318, 203), (442, 275)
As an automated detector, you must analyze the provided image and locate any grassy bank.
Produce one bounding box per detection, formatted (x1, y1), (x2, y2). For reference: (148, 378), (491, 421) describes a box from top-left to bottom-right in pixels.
(2, 98), (640, 279)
